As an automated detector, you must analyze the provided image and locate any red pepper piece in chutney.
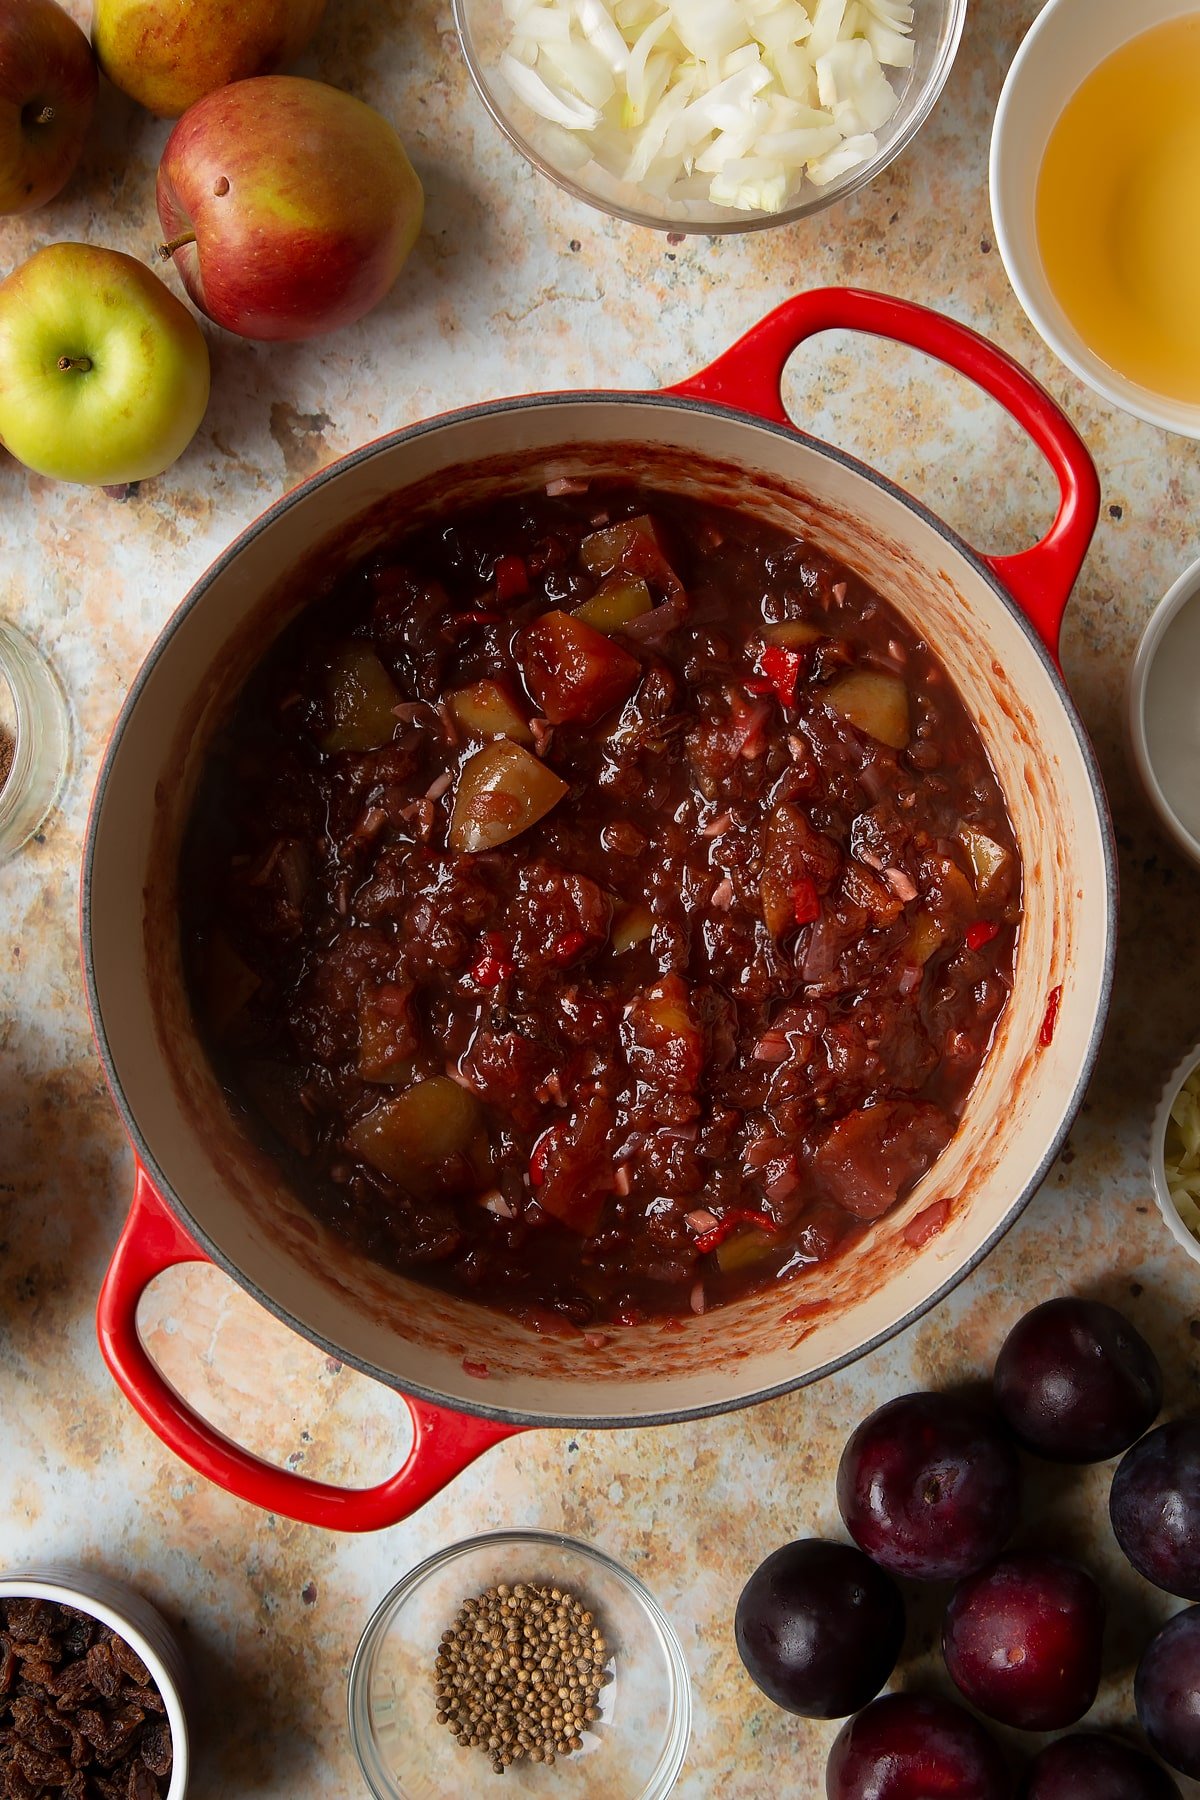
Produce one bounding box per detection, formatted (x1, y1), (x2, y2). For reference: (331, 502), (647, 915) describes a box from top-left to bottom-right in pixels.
(759, 643), (804, 706)
(695, 1209), (780, 1255)
(519, 609), (640, 726)
(965, 920), (1001, 952)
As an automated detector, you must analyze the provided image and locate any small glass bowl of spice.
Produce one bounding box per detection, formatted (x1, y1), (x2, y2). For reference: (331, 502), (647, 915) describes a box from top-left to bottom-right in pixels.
(349, 1531), (690, 1799)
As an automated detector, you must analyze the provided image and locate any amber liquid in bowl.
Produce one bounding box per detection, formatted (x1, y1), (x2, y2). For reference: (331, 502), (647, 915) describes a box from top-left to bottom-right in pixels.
(1036, 13), (1200, 403)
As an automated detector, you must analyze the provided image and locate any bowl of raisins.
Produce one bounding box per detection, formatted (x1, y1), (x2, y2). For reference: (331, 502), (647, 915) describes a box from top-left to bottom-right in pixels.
(0, 1565), (189, 1799)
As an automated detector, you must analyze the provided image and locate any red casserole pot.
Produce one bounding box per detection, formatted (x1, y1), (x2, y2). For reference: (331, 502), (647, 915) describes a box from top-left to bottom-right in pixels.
(83, 289), (1113, 1531)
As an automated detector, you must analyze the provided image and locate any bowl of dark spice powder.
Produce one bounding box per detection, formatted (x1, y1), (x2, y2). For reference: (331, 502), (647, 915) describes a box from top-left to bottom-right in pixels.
(349, 1532), (690, 1799)
(0, 1565), (189, 1799)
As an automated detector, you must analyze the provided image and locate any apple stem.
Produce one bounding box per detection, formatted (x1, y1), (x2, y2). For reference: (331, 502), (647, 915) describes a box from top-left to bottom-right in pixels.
(31, 104), (55, 127)
(57, 356), (92, 374)
(158, 231), (198, 260)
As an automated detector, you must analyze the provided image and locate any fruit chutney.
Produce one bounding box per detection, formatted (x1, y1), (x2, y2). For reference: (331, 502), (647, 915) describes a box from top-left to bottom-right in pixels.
(182, 481), (1021, 1327)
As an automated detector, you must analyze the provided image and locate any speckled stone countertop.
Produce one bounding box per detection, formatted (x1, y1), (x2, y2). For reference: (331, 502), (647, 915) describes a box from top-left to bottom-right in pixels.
(2, 2), (1200, 1795)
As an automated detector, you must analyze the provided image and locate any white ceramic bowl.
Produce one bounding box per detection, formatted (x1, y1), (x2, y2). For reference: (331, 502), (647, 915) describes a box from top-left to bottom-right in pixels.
(0, 1565), (191, 1798)
(1127, 553), (1200, 869)
(990, 0), (1200, 436)
(1150, 1040), (1200, 1270)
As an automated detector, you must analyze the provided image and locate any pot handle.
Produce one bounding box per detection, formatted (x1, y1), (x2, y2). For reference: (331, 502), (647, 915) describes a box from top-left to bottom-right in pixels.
(664, 287), (1100, 662)
(96, 1165), (521, 1532)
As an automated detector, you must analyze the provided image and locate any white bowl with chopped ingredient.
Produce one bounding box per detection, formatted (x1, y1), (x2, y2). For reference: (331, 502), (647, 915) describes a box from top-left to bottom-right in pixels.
(452, 0), (966, 231)
(1152, 1043), (1200, 1268)
(348, 1531), (690, 1797)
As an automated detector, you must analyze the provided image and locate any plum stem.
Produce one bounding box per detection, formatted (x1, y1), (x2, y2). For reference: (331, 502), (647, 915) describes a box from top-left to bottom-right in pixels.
(57, 356), (92, 374)
(158, 231), (197, 259)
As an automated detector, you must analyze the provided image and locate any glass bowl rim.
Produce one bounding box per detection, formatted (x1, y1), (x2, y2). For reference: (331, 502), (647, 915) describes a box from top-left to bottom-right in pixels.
(1150, 1038), (1200, 1269)
(348, 1529), (693, 1800)
(450, 0), (969, 234)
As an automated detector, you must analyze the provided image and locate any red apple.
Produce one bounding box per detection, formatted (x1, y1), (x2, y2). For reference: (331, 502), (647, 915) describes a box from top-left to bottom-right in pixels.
(92, 0), (327, 120)
(156, 75), (423, 342)
(0, 0), (98, 215)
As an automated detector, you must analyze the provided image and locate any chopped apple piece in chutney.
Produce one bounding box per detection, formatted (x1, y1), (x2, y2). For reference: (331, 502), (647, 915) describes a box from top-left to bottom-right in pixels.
(449, 741), (568, 853)
(183, 484), (1020, 1327)
(346, 1077), (484, 1184)
(447, 680), (534, 745)
(321, 642), (402, 751)
(572, 575), (653, 632)
(824, 669), (911, 749)
(960, 824), (1012, 900)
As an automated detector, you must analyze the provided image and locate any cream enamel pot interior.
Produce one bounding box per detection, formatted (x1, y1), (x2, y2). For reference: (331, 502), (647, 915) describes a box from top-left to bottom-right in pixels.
(83, 289), (1114, 1531)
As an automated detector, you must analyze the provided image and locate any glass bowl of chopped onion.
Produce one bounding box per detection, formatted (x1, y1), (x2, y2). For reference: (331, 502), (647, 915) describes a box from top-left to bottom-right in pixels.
(1151, 1041), (1200, 1268)
(452, 0), (966, 231)
(348, 1530), (691, 1798)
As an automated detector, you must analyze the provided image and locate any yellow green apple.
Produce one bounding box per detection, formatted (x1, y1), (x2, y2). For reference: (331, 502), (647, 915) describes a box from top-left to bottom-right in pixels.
(91, 0), (325, 118)
(157, 76), (424, 342)
(0, 242), (211, 485)
(1, 0), (98, 214)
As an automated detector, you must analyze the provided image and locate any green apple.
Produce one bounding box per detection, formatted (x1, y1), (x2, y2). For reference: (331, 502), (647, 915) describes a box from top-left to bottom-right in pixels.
(92, 0), (326, 119)
(0, 241), (211, 485)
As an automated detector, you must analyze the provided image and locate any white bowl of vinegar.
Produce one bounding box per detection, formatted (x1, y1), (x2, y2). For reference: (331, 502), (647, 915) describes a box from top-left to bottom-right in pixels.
(991, 0), (1200, 436)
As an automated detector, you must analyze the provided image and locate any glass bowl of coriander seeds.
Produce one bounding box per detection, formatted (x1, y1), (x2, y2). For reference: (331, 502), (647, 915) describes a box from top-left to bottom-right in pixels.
(348, 1531), (691, 1799)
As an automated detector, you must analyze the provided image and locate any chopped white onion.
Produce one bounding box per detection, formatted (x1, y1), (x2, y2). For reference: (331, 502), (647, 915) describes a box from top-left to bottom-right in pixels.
(575, 0), (630, 72)
(495, 0), (913, 213)
(500, 53), (602, 130)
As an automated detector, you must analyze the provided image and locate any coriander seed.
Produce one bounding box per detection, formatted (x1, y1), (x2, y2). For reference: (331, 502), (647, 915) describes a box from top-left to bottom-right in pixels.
(433, 1580), (611, 1774)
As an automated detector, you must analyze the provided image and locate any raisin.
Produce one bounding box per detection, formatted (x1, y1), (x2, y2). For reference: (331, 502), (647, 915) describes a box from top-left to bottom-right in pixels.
(138, 1720), (172, 1779)
(94, 1707), (146, 1769)
(0, 1604), (47, 1645)
(13, 1738), (73, 1786)
(44, 1660), (97, 1710)
(10, 1634), (62, 1668)
(84, 1642), (123, 1701)
(127, 1765), (159, 1800)
(2, 1764), (38, 1800)
(8, 1696), (70, 1753)
(110, 1641), (152, 1690)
